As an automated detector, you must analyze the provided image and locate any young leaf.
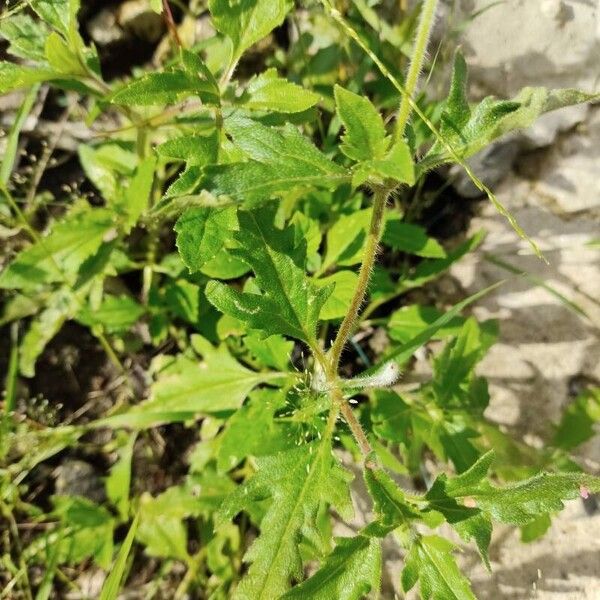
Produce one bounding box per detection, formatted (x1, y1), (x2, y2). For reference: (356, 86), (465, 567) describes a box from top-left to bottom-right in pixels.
(334, 84), (388, 161)
(118, 155), (156, 231)
(208, 0), (293, 62)
(206, 207), (333, 346)
(215, 442), (352, 599)
(76, 295), (145, 334)
(553, 387), (600, 451)
(314, 270), (359, 320)
(353, 139), (415, 187)
(242, 68), (320, 113)
(281, 534), (381, 600)
(0, 61), (59, 94)
(401, 535), (476, 600)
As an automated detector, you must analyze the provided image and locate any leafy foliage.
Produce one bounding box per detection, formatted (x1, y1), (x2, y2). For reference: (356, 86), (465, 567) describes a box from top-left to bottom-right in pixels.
(0, 0), (598, 598)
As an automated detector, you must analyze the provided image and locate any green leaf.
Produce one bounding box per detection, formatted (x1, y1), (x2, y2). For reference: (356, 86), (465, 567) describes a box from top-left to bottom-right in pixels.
(110, 71), (218, 106)
(314, 270), (358, 320)
(383, 217), (445, 258)
(322, 208), (371, 272)
(401, 535), (476, 600)
(244, 332), (293, 371)
(44, 31), (85, 75)
(217, 389), (295, 472)
(31, 0), (72, 36)
(365, 467), (420, 530)
(138, 336), (272, 418)
(354, 139), (415, 187)
(553, 387), (600, 451)
(175, 206), (237, 272)
(425, 50), (600, 166)
(208, 0), (293, 62)
(98, 514), (139, 600)
(198, 117), (347, 203)
(243, 69), (320, 113)
(118, 155), (156, 231)
(0, 61), (59, 94)
(76, 295), (145, 334)
(281, 534), (381, 600)
(206, 207), (333, 346)
(216, 442), (352, 599)
(0, 208), (115, 291)
(375, 280), (504, 368)
(0, 14), (50, 61)
(156, 131), (219, 165)
(388, 305), (464, 344)
(19, 289), (77, 377)
(334, 84), (388, 161)
(105, 433), (136, 520)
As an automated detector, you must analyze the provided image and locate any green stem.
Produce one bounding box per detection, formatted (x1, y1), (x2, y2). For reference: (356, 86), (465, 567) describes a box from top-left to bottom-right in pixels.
(394, 0), (439, 140)
(328, 188), (388, 369)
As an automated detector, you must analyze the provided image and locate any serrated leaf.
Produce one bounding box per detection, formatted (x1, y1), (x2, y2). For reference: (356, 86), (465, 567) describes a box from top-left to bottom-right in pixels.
(208, 0), (293, 62)
(206, 207), (333, 346)
(281, 534), (381, 600)
(0, 14), (50, 61)
(353, 140), (415, 187)
(110, 70), (218, 106)
(243, 68), (320, 113)
(216, 442), (352, 599)
(31, 0), (71, 35)
(401, 535), (476, 600)
(112, 336), (274, 427)
(424, 451), (600, 563)
(425, 50), (600, 167)
(334, 84), (388, 161)
(0, 208), (114, 291)
(156, 131), (219, 165)
(365, 467), (420, 530)
(175, 206), (237, 272)
(197, 117), (347, 203)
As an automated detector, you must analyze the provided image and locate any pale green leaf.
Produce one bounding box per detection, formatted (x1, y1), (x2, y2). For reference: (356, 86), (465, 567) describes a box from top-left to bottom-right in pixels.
(321, 208), (371, 272)
(44, 31), (85, 75)
(0, 61), (59, 94)
(156, 131), (219, 165)
(98, 515), (139, 600)
(76, 295), (145, 334)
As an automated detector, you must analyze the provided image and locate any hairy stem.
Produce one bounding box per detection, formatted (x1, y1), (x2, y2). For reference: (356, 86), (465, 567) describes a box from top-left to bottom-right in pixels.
(328, 188), (388, 369)
(394, 0), (439, 140)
